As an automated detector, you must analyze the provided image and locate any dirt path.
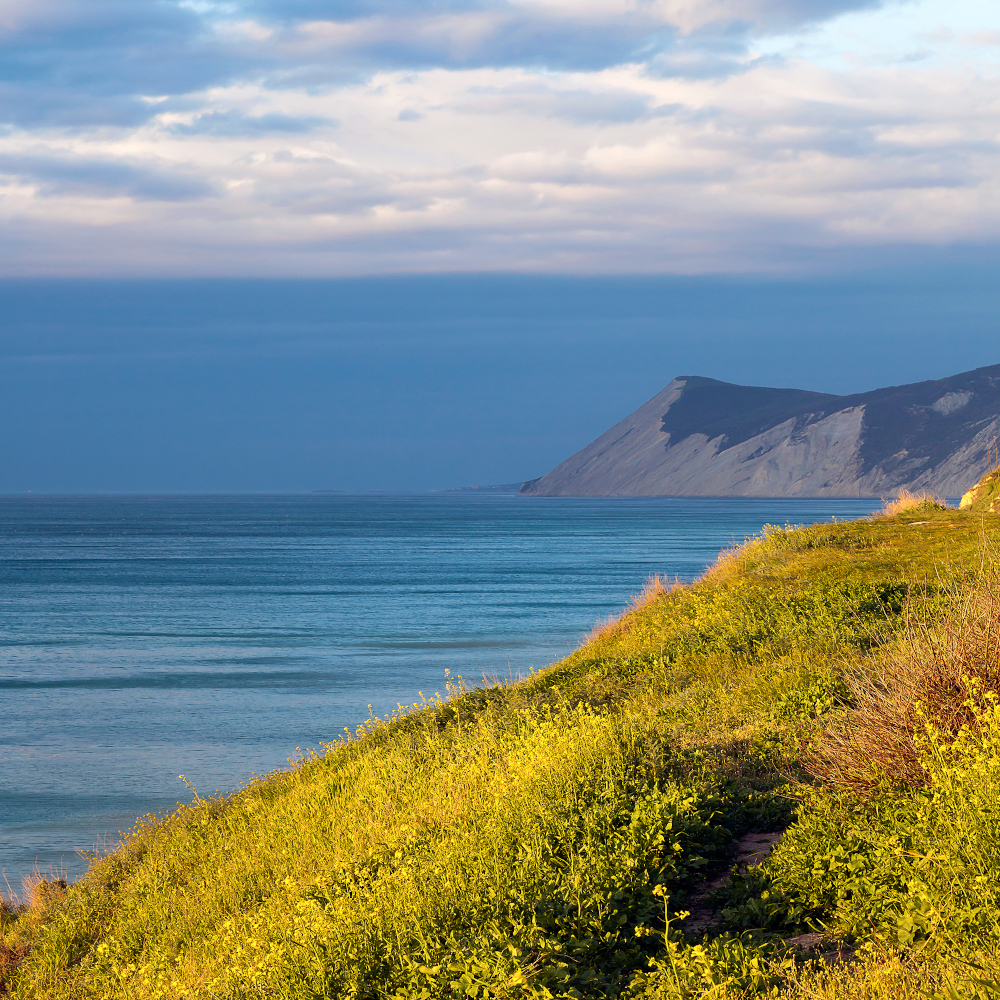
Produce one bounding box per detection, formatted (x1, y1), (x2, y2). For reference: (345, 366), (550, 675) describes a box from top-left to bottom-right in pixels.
(682, 830), (855, 964)
(685, 831), (784, 935)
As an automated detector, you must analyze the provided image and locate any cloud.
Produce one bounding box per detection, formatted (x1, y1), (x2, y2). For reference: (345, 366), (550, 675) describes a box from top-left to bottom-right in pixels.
(0, 153), (215, 200)
(452, 81), (655, 123)
(0, 0), (999, 277)
(260, 2), (861, 78)
(0, 0), (257, 128)
(965, 29), (1000, 47)
(248, 0), (883, 38)
(0, 0), (886, 136)
(168, 109), (337, 134)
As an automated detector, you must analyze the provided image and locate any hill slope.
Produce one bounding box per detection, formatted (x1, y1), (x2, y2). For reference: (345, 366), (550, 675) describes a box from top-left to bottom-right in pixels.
(521, 364), (1000, 497)
(7, 487), (1000, 998)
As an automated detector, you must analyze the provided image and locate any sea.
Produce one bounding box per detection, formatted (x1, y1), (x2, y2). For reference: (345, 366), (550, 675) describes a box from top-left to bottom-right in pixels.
(0, 493), (880, 891)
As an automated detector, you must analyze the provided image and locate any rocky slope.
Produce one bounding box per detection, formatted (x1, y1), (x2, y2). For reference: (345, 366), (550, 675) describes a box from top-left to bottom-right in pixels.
(521, 364), (1000, 497)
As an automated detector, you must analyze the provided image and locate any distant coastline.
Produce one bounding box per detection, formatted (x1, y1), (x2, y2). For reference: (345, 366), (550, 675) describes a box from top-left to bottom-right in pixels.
(441, 482), (527, 493)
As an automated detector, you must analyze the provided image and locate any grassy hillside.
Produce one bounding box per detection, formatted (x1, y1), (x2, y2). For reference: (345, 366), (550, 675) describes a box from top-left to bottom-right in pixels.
(4, 491), (1000, 999)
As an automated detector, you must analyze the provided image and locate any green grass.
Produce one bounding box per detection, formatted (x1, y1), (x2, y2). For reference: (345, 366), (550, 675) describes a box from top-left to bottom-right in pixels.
(5, 496), (1000, 998)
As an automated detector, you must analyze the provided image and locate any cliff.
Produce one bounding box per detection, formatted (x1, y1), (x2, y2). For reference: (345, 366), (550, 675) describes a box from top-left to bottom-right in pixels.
(521, 364), (1000, 497)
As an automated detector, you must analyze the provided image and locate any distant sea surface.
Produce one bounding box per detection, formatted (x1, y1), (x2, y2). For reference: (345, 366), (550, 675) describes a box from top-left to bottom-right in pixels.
(0, 493), (880, 888)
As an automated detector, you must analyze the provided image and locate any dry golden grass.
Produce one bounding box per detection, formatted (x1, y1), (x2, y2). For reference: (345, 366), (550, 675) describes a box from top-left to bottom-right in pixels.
(807, 564), (1000, 791)
(23, 878), (66, 918)
(0, 944), (29, 997)
(0, 896), (29, 997)
(583, 573), (680, 643)
(0, 870), (70, 994)
(698, 523), (791, 583)
(879, 489), (947, 517)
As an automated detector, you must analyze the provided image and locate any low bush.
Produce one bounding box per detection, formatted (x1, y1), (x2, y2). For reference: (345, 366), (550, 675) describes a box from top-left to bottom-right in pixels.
(724, 696), (1000, 965)
(879, 490), (948, 517)
(807, 566), (1000, 791)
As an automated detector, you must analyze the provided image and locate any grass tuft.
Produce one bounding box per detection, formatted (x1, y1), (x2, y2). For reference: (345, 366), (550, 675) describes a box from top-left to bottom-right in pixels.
(585, 573), (681, 642)
(807, 561), (1000, 791)
(0, 896), (29, 995)
(879, 489), (948, 517)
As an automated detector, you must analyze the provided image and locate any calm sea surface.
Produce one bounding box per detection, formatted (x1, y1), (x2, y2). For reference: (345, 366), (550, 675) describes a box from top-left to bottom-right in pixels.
(0, 493), (879, 888)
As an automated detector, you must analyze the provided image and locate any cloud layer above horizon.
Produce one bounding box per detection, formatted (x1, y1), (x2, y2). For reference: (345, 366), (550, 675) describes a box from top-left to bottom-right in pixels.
(2, 0), (998, 275)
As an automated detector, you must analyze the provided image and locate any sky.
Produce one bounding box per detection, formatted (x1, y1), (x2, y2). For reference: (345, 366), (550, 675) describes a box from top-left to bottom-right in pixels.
(2, 270), (999, 492)
(1, 0), (999, 490)
(4, 0), (1000, 275)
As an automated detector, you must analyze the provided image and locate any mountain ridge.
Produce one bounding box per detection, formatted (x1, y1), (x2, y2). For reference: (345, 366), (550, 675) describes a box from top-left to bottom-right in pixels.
(521, 364), (1000, 497)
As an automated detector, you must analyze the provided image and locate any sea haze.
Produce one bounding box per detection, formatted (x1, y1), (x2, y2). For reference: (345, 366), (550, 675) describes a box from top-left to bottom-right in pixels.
(1, 493), (879, 888)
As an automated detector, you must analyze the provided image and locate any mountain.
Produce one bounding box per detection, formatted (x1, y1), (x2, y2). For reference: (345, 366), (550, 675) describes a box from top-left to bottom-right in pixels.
(520, 364), (1000, 497)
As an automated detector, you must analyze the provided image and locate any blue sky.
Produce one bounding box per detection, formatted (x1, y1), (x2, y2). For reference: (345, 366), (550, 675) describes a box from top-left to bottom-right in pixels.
(3, 269), (998, 492)
(1, 0), (998, 489)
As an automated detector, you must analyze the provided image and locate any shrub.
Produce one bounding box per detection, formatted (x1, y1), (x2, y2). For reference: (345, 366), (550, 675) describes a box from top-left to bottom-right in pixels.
(807, 569), (1000, 791)
(744, 696), (1000, 958)
(879, 490), (948, 517)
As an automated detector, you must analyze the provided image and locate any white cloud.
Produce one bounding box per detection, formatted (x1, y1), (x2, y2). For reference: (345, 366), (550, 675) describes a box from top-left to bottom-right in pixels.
(0, 0), (999, 275)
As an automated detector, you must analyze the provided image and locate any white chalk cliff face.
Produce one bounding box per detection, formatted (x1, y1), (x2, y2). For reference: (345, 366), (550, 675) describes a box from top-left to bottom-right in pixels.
(522, 366), (1000, 497)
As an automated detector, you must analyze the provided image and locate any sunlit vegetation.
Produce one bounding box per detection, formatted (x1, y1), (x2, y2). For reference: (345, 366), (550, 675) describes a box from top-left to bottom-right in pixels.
(877, 489), (948, 518)
(4, 484), (1000, 998)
